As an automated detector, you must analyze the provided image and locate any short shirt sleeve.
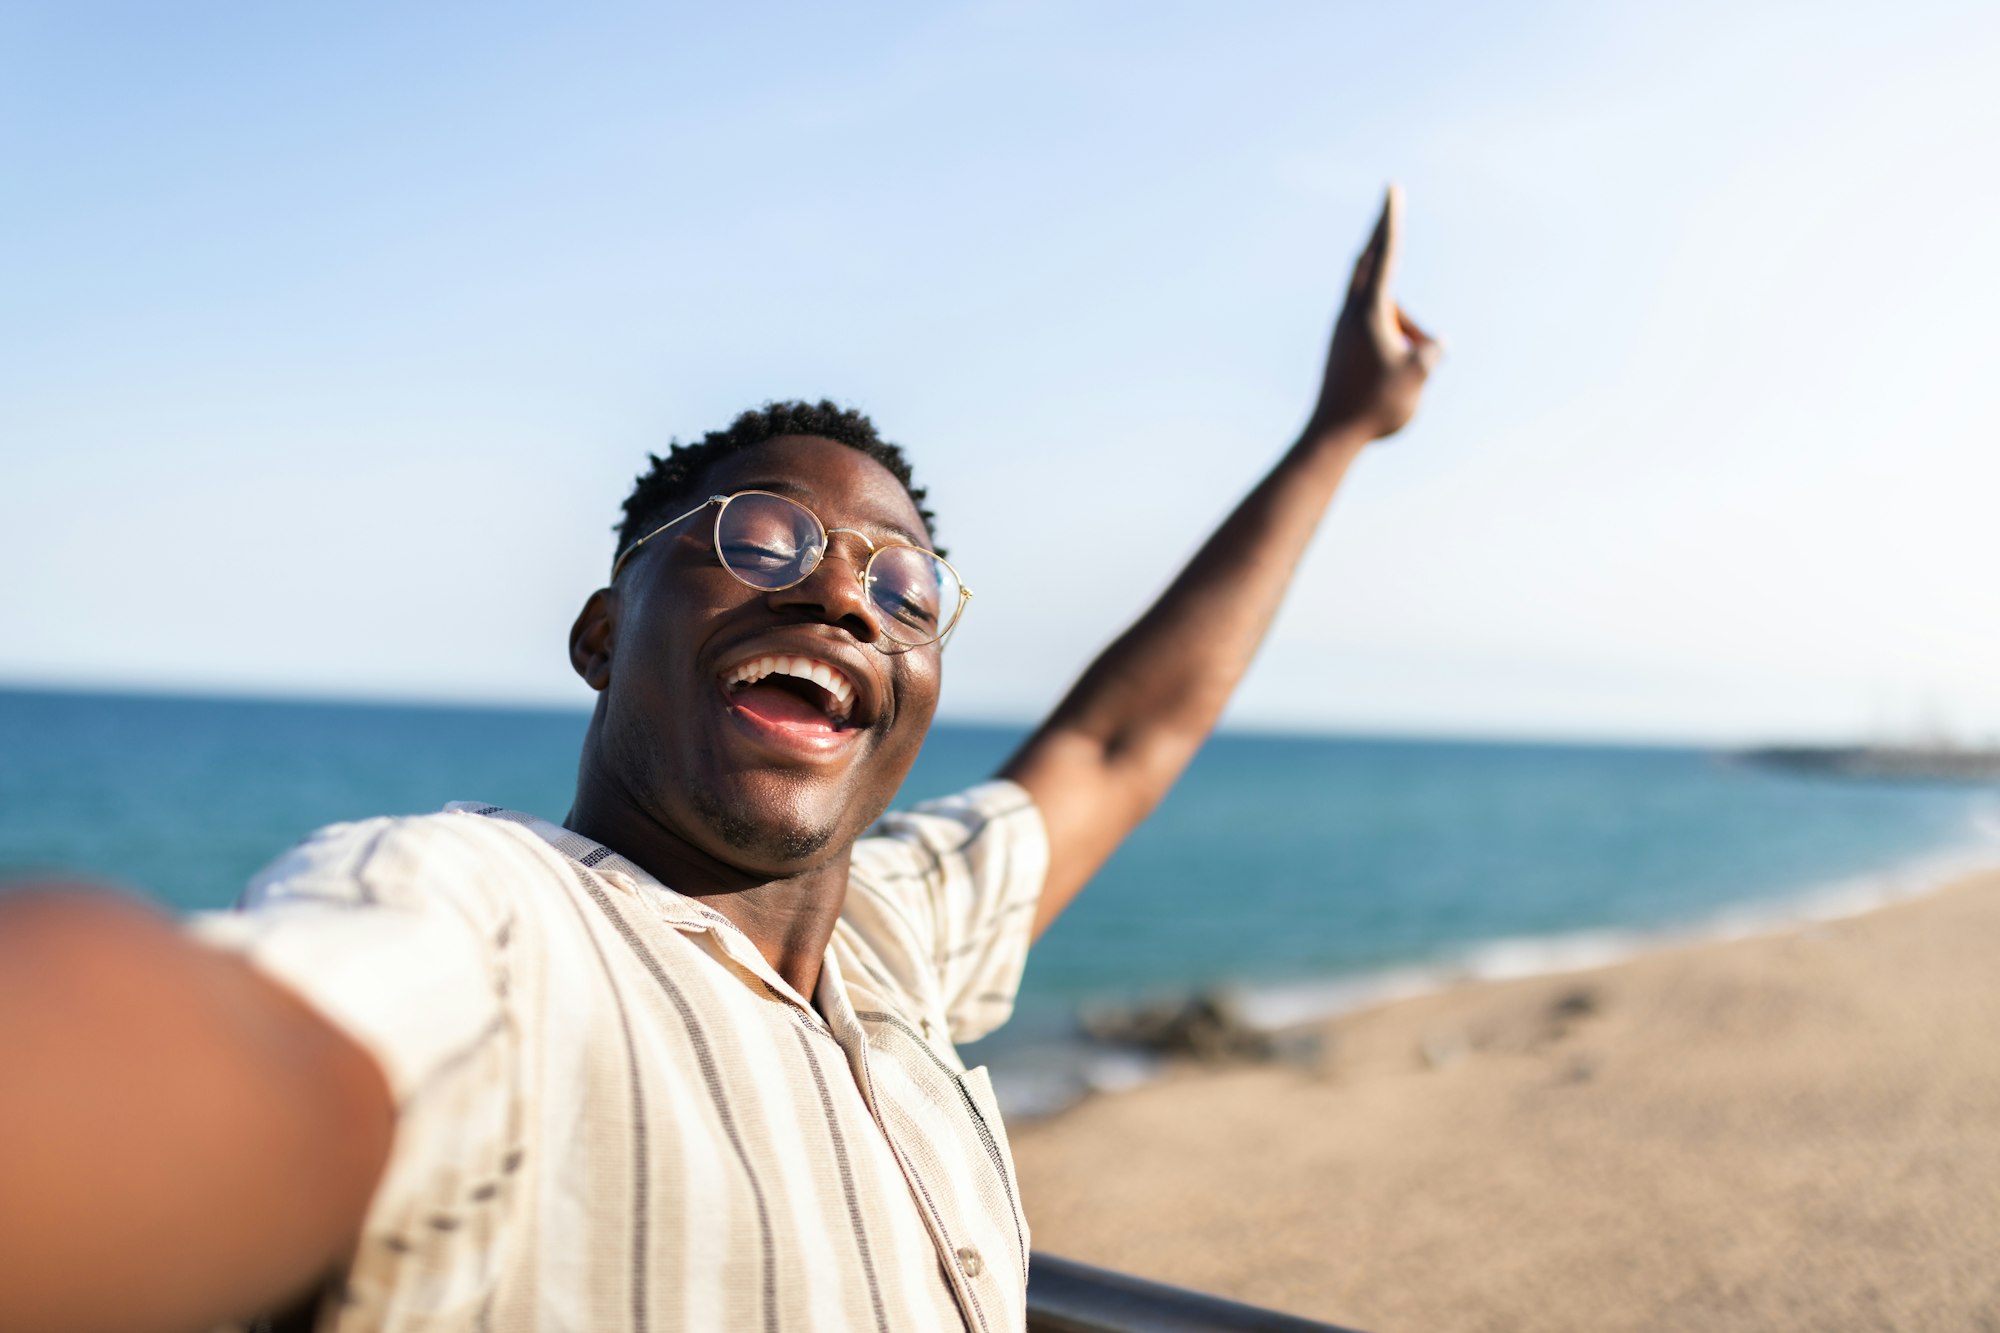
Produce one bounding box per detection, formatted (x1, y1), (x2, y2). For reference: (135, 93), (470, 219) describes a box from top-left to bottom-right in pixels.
(841, 779), (1048, 1044)
(188, 812), (529, 1322)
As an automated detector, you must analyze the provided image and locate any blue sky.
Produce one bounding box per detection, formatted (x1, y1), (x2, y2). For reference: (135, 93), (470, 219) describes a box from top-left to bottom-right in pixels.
(4, 1), (1996, 742)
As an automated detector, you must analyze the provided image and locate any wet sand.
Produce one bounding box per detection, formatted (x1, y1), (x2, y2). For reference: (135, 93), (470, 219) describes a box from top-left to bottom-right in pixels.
(1011, 870), (2000, 1331)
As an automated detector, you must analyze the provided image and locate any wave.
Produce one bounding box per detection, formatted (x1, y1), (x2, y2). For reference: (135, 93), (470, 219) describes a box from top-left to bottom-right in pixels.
(989, 812), (2000, 1120)
(1235, 825), (2000, 1031)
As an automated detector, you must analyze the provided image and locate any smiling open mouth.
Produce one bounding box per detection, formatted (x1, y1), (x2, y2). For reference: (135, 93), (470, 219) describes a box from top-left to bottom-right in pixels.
(720, 654), (857, 732)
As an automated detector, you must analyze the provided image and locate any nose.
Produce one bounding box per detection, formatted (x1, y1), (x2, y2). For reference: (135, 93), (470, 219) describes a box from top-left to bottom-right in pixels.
(766, 533), (882, 643)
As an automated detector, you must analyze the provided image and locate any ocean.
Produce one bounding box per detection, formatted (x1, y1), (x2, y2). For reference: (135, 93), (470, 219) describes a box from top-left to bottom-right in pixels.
(5, 687), (1996, 1113)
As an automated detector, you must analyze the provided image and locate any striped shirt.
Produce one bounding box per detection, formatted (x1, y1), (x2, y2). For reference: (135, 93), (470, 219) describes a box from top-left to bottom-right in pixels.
(193, 780), (1047, 1332)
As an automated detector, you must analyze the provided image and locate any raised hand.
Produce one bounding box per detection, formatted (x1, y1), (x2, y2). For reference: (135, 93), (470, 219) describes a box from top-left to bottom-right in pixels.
(1305, 184), (1442, 443)
(1005, 190), (1446, 936)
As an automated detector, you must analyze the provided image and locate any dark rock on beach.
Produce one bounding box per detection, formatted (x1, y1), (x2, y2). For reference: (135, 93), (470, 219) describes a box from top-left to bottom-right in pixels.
(1080, 989), (1317, 1066)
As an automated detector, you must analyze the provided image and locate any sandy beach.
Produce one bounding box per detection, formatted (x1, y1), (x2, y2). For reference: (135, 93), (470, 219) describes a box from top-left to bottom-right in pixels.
(1011, 869), (2000, 1331)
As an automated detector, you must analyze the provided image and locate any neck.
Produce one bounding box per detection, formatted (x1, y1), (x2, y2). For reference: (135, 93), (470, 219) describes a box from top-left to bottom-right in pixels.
(565, 761), (851, 1004)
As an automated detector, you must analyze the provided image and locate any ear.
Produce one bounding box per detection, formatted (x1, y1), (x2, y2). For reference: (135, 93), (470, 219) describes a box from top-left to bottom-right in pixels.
(569, 587), (618, 692)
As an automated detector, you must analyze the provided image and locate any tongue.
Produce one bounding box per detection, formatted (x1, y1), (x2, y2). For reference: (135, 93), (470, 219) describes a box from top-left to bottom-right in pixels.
(730, 681), (837, 734)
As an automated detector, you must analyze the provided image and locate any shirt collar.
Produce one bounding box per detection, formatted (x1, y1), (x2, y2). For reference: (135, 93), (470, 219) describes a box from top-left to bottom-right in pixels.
(445, 802), (824, 1014)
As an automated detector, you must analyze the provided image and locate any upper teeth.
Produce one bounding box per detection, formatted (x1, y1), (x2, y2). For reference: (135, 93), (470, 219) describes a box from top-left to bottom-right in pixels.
(723, 654), (857, 723)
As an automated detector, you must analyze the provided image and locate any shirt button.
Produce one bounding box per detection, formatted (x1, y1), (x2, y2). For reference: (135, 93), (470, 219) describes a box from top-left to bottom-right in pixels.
(955, 1246), (982, 1278)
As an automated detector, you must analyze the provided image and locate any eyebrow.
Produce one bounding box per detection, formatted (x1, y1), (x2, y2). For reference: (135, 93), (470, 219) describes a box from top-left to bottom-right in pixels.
(731, 479), (930, 549)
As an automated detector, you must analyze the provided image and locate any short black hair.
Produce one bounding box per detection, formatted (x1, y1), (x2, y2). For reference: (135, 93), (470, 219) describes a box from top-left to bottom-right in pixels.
(615, 400), (940, 572)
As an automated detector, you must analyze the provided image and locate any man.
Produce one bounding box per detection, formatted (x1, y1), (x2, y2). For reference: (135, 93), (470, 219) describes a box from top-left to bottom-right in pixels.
(0, 190), (1438, 1332)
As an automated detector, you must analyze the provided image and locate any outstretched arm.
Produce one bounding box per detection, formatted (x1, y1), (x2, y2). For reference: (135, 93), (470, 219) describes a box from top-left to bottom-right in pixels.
(1002, 187), (1442, 936)
(0, 888), (392, 1333)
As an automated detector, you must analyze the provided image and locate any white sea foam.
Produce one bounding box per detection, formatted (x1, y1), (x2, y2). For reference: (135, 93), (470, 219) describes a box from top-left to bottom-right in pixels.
(1232, 824), (2000, 1036)
(990, 815), (2000, 1120)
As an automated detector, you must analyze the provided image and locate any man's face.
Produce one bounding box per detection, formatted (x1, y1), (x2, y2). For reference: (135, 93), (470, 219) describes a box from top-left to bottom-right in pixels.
(585, 435), (943, 875)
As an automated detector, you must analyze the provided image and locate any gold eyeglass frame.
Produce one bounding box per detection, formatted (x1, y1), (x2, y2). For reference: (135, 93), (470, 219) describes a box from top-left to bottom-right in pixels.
(609, 490), (973, 649)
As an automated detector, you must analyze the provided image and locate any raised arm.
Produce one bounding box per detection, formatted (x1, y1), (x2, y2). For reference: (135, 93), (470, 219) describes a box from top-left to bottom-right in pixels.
(0, 888), (392, 1333)
(1002, 187), (1442, 936)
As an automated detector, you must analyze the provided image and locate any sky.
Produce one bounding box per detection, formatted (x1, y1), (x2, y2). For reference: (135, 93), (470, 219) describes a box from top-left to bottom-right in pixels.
(4, 0), (1997, 744)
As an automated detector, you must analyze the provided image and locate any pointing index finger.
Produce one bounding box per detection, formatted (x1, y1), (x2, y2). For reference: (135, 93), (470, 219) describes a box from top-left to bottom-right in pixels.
(1364, 183), (1404, 321)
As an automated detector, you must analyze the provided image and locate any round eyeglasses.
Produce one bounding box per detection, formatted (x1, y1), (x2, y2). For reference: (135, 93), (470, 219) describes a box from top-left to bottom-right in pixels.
(611, 490), (972, 649)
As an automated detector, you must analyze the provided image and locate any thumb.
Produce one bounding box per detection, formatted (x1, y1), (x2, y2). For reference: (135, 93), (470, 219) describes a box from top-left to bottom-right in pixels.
(1396, 307), (1444, 372)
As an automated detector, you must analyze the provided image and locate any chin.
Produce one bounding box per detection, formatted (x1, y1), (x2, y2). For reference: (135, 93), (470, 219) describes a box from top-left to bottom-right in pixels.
(688, 780), (845, 869)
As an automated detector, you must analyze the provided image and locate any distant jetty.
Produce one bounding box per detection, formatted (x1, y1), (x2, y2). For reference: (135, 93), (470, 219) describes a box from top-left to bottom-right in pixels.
(1739, 744), (2000, 784)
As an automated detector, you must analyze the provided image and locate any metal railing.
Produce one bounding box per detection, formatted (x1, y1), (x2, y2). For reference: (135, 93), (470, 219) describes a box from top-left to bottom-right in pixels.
(1026, 1252), (1368, 1333)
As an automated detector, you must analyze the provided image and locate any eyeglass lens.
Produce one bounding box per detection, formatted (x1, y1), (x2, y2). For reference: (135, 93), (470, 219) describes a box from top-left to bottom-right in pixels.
(716, 493), (961, 645)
